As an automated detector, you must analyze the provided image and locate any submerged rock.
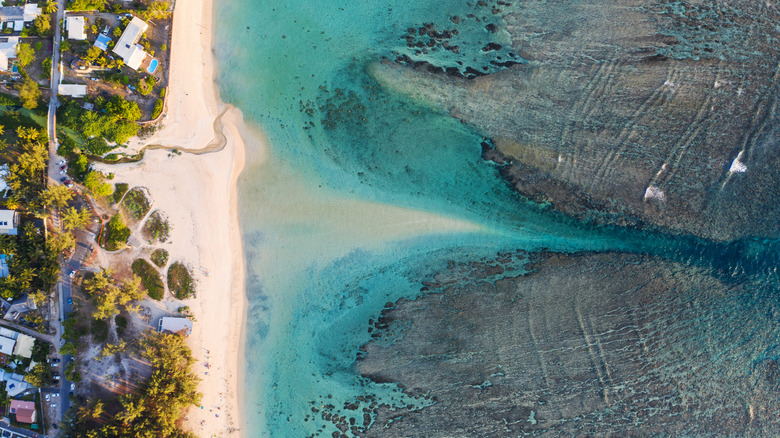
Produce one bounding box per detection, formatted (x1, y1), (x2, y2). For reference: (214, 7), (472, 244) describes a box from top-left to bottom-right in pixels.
(373, 0), (780, 241)
(358, 252), (780, 436)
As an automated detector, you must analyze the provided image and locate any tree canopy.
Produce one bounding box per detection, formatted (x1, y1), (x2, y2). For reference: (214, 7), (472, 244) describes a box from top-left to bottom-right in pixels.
(15, 43), (34, 67)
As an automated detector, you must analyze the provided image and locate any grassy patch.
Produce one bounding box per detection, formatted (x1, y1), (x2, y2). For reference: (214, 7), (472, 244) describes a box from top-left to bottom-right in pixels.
(113, 182), (129, 203)
(167, 262), (195, 299)
(122, 188), (151, 220)
(132, 258), (164, 300)
(90, 318), (108, 343)
(102, 214), (130, 251)
(151, 248), (169, 267)
(115, 314), (128, 338)
(143, 211), (170, 242)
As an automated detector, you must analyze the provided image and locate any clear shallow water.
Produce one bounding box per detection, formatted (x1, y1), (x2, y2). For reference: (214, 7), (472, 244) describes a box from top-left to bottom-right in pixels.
(214, 0), (780, 436)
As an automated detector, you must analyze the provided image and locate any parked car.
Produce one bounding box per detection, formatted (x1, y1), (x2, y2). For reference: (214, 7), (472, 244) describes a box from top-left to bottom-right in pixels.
(53, 375), (60, 381)
(59, 165), (66, 171)
(68, 270), (76, 278)
(65, 180), (74, 188)
(70, 382), (75, 391)
(52, 358), (61, 364)
(45, 394), (50, 401)
(59, 176), (67, 183)
(67, 297), (73, 305)
(58, 160), (66, 165)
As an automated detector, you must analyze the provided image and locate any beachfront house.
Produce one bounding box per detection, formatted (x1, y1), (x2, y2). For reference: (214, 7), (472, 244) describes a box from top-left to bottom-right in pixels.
(112, 16), (149, 70)
(0, 36), (18, 72)
(66, 16), (87, 40)
(0, 4), (41, 32)
(9, 399), (36, 424)
(0, 209), (18, 235)
(158, 317), (193, 336)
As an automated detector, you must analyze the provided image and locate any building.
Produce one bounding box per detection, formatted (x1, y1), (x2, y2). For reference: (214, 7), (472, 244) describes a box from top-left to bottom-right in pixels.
(58, 83), (87, 98)
(3, 295), (37, 321)
(0, 209), (17, 235)
(1, 371), (30, 396)
(66, 16), (86, 40)
(94, 32), (111, 51)
(12, 333), (34, 358)
(158, 317), (193, 336)
(9, 400), (36, 424)
(0, 4), (41, 32)
(0, 36), (17, 72)
(112, 16), (149, 70)
(0, 335), (13, 355)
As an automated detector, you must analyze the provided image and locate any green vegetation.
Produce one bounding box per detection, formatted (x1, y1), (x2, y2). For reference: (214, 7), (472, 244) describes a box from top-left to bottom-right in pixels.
(31, 340), (49, 363)
(103, 214), (130, 250)
(68, 332), (200, 437)
(32, 15), (51, 36)
(60, 39), (70, 52)
(84, 171), (113, 197)
(115, 314), (128, 338)
(150, 248), (168, 267)
(24, 363), (52, 387)
(62, 206), (91, 231)
(151, 98), (163, 119)
(67, 0), (108, 11)
(143, 211), (169, 243)
(167, 262), (195, 299)
(132, 258), (164, 300)
(16, 43), (34, 67)
(113, 182), (129, 203)
(90, 318), (108, 343)
(136, 75), (156, 96)
(41, 57), (52, 79)
(121, 188), (150, 220)
(16, 76), (41, 110)
(58, 100), (139, 147)
(106, 95), (141, 121)
(82, 270), (145, 320)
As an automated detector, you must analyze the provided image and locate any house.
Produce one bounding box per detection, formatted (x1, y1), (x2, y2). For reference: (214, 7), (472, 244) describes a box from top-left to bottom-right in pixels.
(112, 16), (149, 70)
(58, 83), (87, 98)
(94, 32), (111, 51)
(66, 16), (87, 40)
(0, 36), (17, 71)
(0, 335), (13, 355)
(0, 371), (30, 396)
(0, 4), (40, 32)
(12, 333), (34, 358)
(0, 209), (17, 235)
(3, 295), (37, 321)
(9, 399), (35, 424)
(158, 317), (193, 336)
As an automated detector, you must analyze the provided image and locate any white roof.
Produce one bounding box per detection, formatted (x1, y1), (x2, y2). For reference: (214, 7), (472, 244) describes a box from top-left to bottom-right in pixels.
(58, 84), (87, 98)
(0, 336), (14, 355)
(67, 16), (86, 40)
(113, 17), (149, 70)
(159, 317), (193, 336)
(0, 37), (17, 72)
(0, 327), (17, 339)
(0, 209), (14, 228)
(22, 4), (40, 22)
(13, 334), (33, 358)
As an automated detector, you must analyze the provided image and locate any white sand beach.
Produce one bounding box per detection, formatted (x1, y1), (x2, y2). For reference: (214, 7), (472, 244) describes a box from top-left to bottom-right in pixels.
(94, 0), (259, 435)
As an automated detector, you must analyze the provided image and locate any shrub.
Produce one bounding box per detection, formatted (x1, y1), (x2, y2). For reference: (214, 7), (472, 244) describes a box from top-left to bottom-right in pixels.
(151, 248), (168, 267)
(122, 188), (151, 220)
(115, 314), (128, 338)
(151, 98), (163, 119)
(90, 318), (108, 343)
(113, 182), (129, 203)
(103, 214), (130, 250)
(132, 259), (164, 300)
(143, 210), (169, 242)
(160, 43), (167, 51)
(167, 262), (194, 299)
(121, 75), (129, 85)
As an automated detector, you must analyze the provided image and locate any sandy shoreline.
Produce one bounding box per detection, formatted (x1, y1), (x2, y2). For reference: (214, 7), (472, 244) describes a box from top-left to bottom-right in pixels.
(94, 0), (258, 436)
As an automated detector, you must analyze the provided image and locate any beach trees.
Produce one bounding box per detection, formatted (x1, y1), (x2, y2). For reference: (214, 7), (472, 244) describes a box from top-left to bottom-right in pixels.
(84, 171), (113, 197)
(106, 95), (141, 121)
(62, 206), (92, 231)
(41, 185), (74, 210)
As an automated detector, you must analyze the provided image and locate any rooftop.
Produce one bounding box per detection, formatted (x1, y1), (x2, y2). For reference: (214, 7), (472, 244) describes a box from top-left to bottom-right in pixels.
(9, 399), (35, 424)
(67, 16), (87, 40)
(158, 317), (193, 336)
(112, 16), (149, 70)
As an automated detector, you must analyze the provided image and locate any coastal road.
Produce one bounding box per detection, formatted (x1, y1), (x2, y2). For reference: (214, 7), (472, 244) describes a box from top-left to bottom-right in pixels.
(47, 0), (66, 172)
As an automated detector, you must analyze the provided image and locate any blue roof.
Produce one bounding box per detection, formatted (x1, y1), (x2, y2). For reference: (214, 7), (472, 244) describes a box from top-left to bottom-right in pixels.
(94, 33), (111, 51)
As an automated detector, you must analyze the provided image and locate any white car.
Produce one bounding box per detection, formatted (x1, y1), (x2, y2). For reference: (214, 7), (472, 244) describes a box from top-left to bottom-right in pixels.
(45, 394), (50, 401)
(70, 383), (75, 391)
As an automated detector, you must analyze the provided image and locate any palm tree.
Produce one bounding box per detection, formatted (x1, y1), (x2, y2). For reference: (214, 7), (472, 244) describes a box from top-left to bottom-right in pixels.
(44, 0), (57, 14)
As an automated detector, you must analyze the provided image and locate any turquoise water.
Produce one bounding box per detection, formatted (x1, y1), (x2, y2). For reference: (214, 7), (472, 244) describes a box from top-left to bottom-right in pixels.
(214, 0), (780, 436)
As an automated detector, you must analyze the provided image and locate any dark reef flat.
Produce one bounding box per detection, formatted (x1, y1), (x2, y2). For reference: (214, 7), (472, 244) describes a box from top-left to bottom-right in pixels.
(372, 0), (780, 241)
(358, 252), (780, 436)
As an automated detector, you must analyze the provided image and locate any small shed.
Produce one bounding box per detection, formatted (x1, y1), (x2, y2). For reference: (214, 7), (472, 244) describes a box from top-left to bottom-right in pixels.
(158, 317), (193, 336)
